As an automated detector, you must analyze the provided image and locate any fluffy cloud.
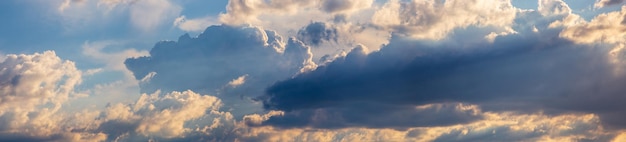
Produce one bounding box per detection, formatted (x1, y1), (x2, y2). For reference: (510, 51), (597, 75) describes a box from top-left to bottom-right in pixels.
(259, 9), (626, 130)
(124, 24), (316, 117)
(371, 0), (517, 40)
(98, 90), (235, 140)
(560, 6), (626, 45)
(0, 51), (106, 141)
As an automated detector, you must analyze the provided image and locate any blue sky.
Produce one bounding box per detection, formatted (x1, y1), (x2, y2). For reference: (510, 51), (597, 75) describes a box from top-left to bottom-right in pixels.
(1, 0), (626, 141)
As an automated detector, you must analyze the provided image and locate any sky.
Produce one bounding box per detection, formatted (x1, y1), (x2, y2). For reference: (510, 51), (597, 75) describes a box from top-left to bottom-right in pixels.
(1, 0), (626, 141)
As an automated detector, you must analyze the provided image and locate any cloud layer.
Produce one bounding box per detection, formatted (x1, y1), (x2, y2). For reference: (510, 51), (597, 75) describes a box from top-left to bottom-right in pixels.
(5, 0), (626, 141)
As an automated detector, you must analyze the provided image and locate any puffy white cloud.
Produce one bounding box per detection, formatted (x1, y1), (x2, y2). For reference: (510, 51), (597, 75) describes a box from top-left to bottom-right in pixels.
(99, 90), (230, 139)
(0, 51), (80, 117)
(228, 74), (248, 88)
(0, 51), (107, 141)
(560, 6), (626, 44)
(371, 0), (517, 40)
(538, 0), (572, 16)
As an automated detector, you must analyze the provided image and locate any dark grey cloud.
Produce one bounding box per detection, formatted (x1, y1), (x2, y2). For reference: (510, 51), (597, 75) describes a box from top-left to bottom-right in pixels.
(254, 103), (482, 129)
(296, 22), (338, 46)
(259, 21), (626, 129)
(125, 24), (315, 116)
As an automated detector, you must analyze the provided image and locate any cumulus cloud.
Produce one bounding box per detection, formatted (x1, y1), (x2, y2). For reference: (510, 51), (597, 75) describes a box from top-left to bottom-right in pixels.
(98, 90), (234, 140)
(371, 0), (517, 40)
(0, 51), (107, 141)
(124, 24), (316, 116)
(560, 6), (626, 44)
(13, 0), (626, 141)
(259, 8), (626, 130)
(538, 0), (572, 16)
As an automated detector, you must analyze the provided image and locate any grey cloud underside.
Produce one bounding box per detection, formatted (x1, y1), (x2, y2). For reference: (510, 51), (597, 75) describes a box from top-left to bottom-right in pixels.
(260, 26), (626, 129)
(297, 22), (339, 46)
(599, 0), (625, 7)
(255, 103), (482, 129)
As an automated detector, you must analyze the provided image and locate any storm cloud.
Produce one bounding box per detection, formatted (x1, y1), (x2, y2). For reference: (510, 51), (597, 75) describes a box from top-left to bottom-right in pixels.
(259, 17), (626, 129)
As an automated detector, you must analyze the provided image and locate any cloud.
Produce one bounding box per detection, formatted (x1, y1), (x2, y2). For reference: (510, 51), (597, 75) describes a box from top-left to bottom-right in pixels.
(559, 6), (626, 45)
(297, 22), (339, 46)
(124, 24), (316, 117)
(228, 74), (248, 88)
(173, 15), (219, 32)
(255, 103), (483, 129)
(320, 0), (374, 14)
(1, 50), (621, 141)
(538, 0), (572, 16)
(219, 0), (373, 25)
(0, 51), (107, 141)
(595, 0), (626, 8)
(98, 90), (234, 140)
(258, 8), (626, 130)
(371, 0), (517, 40)
(237, 111), (615, 141)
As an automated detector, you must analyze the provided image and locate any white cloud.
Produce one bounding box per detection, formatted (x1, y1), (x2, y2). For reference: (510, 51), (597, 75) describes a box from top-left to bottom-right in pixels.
(371, 0), (517, 40)
(228, 74), (248, 88)
(538, 0), (572, 16)
(173, 15), (219, 32)
(0, 51), (107, 141)
(560, 6), (626, 44)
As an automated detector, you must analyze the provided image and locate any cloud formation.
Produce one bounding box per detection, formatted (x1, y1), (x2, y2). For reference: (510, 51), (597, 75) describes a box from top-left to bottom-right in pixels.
(0, 51), (106, 141)
(259, 8), (626, 130)
(98, 90), (235, 141)
(371, 0), (517, 39)
(297, 22), (339, 46)
(125, 24), (316, 116)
